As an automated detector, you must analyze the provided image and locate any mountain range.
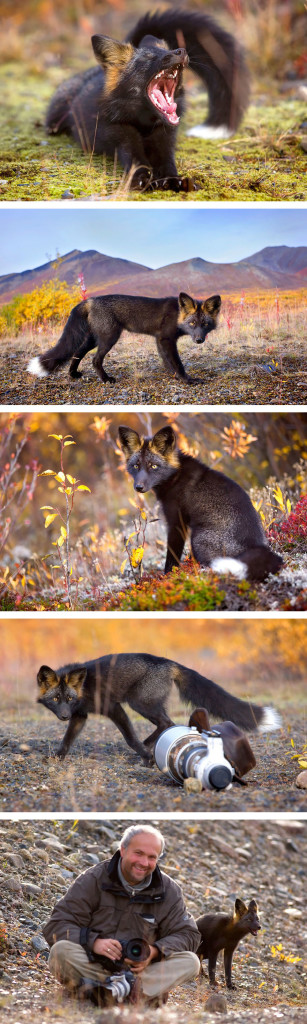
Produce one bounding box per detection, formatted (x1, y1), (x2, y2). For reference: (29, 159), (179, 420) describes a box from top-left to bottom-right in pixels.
(0, 245), (306, 304)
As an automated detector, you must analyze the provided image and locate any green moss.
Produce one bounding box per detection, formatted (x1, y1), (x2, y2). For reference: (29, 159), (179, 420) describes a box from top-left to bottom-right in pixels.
(0, 60), (305, 201)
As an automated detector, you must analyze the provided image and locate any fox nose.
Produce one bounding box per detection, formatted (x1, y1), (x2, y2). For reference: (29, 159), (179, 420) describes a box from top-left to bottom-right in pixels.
(135, 484), (145, 492)
(60, 711), (70, 720)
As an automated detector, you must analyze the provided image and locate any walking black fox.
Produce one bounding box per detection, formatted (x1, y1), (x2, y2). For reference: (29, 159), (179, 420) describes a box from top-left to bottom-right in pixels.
(45, 8), (249, 191)
(37, 653), (280, 762)
(27, 292), (221, 384)
(197, 898), (261, 989)
(118, 424), (284, 581)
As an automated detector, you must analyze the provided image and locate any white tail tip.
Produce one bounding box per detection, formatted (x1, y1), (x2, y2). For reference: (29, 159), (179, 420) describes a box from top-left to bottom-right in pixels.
(210, 557), (247, 580)
(27, 356), (48, 378)
(259, 706), (282, 732)
(186, 125), (233, 140)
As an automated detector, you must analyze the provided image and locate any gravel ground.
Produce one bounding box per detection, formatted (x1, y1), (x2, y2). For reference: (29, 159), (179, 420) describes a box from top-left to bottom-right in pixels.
(0, 819), (306, 1024)
(0, 705), (306, 813)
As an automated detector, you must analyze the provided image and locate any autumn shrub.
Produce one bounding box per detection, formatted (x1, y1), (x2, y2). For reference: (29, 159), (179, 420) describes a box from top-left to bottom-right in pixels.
(0, 415), (39, 604)
(270, 494), (307, 547)
(0, 279), (80, 335)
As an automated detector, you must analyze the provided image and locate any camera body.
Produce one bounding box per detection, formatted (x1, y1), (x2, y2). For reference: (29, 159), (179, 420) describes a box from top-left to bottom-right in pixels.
(155, 724), (235, 791)
(93, 937), (151, 972)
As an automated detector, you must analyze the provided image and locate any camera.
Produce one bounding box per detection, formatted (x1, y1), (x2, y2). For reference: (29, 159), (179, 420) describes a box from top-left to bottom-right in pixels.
(155, 724), (235, 790)
(93, 937), (151, 972)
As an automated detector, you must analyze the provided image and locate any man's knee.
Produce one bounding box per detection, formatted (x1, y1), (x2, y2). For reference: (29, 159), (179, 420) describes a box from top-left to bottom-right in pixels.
(185, 951), (201, 979)
(49, 940), (74, 976)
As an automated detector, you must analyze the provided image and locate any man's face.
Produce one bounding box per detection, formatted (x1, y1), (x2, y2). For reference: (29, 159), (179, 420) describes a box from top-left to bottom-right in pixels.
(120, 832), (162, 885)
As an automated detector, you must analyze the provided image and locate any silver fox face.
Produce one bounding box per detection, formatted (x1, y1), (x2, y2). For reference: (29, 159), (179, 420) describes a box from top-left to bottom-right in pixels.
(37, 665), (87, 721)
(178, 292), (221, 344)
(118, 425), (179, 493)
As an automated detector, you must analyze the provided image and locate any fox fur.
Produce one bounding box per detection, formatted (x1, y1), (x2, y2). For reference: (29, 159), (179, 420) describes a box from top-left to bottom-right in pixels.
(37, 653), (280, 762)
(118, 424), (284, 581)
(27, 292), (221, 384)
(197, 898), (261, 988)
(45, 7), (249, 191)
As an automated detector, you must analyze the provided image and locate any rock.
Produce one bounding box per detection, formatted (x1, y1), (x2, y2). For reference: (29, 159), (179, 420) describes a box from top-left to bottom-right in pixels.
(183, 777), (203, 794)
(296, 770), (307, 789)
(204, 992), (228, 1013)
(18, 744), (31, 753)
(31, 934), (49, 954)
(39, 839), (66, 852)
(6, 854), (24, 870)
(22, 882), (42, 896)
(2, 876), (22, 893)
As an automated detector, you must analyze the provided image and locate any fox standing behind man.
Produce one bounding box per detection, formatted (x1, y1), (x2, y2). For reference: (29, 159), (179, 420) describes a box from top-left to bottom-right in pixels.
(45, 8), (250, 191)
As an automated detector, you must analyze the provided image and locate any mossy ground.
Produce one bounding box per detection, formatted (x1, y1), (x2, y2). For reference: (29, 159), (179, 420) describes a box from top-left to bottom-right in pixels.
(0, 59), (306, 202)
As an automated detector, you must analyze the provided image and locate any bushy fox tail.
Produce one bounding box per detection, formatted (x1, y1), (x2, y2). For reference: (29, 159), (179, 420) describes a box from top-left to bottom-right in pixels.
(27, 301), (90, 377)
(174, 664), (281, 733)
(128, 8), (250, 136)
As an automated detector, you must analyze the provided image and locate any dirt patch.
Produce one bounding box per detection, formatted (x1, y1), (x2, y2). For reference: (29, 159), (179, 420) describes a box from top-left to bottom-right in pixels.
(0, 819), (306, 1024)
(0, 701), (305, 813)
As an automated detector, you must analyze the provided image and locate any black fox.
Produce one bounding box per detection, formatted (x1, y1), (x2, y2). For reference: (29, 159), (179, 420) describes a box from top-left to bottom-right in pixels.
(197, 898), (261, 989)
(45, 8), (249, 191)
(27, 292), (221, 384)
(118, 424), (284, 582)
(37, 653), (280, 762)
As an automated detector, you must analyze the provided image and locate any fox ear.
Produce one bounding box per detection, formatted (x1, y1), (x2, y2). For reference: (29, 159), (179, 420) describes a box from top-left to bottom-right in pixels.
(150, 426), (176, 456)
(178, 292), (197, 315)
(202, 295), (221, 318)
(118, 426), (142, 459)
(235, 898), (248, 917)
(66, 668), (87, 696)
(37, 665), (59, 694)
(248, 899), (258, 913)
(92, 35), (134, 90)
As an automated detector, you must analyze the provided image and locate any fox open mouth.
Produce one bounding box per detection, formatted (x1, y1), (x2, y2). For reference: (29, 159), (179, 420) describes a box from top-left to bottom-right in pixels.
(147, 67), (180, 125)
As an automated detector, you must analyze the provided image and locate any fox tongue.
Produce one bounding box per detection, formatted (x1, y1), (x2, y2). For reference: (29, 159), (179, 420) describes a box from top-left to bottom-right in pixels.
(148, 77), (179, 125)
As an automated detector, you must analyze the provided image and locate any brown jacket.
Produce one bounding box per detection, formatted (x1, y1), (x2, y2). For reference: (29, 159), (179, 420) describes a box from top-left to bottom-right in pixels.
(43, 850), (200, 958)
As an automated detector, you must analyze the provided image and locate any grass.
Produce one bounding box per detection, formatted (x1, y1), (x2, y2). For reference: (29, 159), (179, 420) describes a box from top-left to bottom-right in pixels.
(0, 58), (306, 202)
(1, 294), (307, 406)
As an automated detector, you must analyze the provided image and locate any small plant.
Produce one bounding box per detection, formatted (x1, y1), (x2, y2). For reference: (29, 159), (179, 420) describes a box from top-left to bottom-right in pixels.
(39, 433), (91, 609)
(271, 944), (302, 964)
(121, 505), (148, 580)
(286, 737), (307, 771)
(0, 414), (39, 603)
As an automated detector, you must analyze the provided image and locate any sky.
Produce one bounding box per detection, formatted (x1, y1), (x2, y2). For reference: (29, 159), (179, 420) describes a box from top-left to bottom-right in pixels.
(0, 207), (306, 276)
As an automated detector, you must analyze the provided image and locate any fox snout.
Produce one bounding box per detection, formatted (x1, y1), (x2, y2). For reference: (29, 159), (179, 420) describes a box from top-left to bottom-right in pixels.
(58, 706), (72, 721)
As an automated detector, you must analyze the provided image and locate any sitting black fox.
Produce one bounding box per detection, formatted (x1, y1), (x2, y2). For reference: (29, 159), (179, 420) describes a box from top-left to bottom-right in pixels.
(197, 899), (261, 989)
(36, 653), (280, 762)
(118, 424), (284, 581)
(27, 292), (221, 384)
(45, 8), (249, 191)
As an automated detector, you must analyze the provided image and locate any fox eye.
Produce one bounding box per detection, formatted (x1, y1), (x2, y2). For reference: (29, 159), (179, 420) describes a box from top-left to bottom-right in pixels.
(66, 695), (73, 701)
(151, 464), (158, 470)
(189, 319), (196, 326)
(53, 695), (60, 702)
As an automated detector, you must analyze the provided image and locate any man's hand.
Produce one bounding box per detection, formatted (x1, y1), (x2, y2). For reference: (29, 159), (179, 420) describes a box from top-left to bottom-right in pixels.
(124, 944), (159, 973)
(92, 937), (122, 961)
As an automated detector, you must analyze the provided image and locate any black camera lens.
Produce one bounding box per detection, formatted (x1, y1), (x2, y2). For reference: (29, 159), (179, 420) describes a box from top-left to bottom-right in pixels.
(124, 938), (150, 962)
(208, 766), (232, 790)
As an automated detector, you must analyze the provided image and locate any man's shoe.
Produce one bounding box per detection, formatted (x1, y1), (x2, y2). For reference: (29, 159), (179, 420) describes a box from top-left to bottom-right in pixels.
(76, 977), (106, 1007)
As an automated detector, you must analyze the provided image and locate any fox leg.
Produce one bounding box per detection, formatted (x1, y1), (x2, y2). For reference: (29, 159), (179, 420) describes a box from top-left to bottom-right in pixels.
(224, 949), (235, 989)
(155, 337), (188, 380)
(92, 328), (121, 383)
(208, 954), (218, 987)
(57, 715), (88, 759)
(128, 695), (173, 747)
(106, 700), (152, 762)
(165, 515), (188, 573)
(69, 332), (97, 378)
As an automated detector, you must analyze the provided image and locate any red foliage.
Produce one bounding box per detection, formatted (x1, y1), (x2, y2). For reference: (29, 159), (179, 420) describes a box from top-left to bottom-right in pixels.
(270, 494), (307, 544)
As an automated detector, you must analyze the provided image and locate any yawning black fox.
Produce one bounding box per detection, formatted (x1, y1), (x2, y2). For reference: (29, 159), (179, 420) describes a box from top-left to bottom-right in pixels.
(27, 292), (221, 384)
(45, 8), (249, 191)
(118, 424), (284, 581)
(37, 653), (280, 762)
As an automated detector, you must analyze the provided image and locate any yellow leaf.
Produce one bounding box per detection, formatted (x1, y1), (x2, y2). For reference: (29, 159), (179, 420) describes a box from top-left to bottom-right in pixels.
(39, 470), (55, 476)
(118, 508), (128, 516)
(21, 575), (26, 587)
(77, 485), (91, 492)
(55, 472), (65, 483)
(64, 440), (76, 446)
(129, 498), (139, 508)
(130, 546), (144, 568)
(66, 475), (76, 484)
(57, 536), (65, 547)
(48, 434), (63, 440)
(298, 759), (307, 768)
(120, 558), (128, 573)
(140, 509), (147, 520)
(286, 499), (291, 515)
(127, 531), (137, 541)
(40, 505), (54, 510)
(60, 526), (67, 538)
(44, 513), (58, 528)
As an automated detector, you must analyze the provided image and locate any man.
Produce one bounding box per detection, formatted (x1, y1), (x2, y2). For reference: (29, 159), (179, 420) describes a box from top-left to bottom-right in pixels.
(43, 824), (200, 1007)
